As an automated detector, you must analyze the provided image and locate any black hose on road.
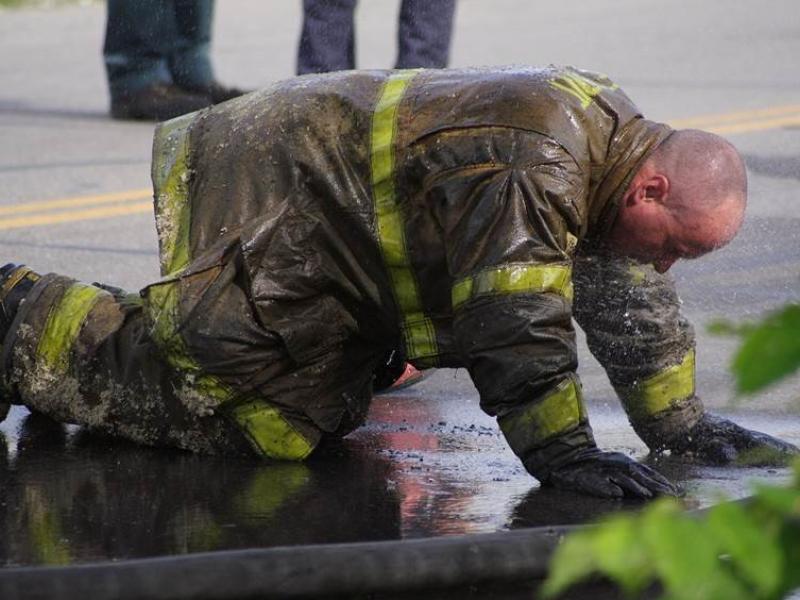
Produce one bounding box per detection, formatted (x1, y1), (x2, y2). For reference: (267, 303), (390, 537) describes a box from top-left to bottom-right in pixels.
(0, 525), (579, 600)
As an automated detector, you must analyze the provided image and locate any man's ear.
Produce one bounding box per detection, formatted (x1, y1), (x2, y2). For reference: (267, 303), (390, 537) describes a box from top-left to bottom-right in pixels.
(641, 174), (670, 203)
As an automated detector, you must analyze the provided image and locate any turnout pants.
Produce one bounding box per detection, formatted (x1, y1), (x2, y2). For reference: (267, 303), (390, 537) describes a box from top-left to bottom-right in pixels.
(1, 260), (322, 459)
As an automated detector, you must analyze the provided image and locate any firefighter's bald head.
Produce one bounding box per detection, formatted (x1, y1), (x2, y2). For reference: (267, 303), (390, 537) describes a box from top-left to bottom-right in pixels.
(606, 129), (747, 273)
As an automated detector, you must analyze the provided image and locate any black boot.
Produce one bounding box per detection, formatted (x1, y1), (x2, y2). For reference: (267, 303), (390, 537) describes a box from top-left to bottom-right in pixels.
(0, 264), (40, 418)
(0, 263), (40, 342)
(110, 83), (213, 121)
(180, 81), (249, 104)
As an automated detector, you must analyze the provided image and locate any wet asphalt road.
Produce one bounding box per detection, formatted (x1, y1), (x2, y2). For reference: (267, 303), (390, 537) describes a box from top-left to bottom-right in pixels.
(0, 0), (799, 568)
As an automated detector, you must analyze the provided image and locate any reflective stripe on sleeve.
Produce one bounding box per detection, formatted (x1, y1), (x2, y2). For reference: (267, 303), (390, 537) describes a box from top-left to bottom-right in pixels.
(370, 69), (439, 362)
(452, 263), (573, 309)
(498, 377), (587, 452)
(152, 112), (195, 277)
(228, 399), (315, 461)
(621, 349), (696, 420)
(37, 283), (107, 373)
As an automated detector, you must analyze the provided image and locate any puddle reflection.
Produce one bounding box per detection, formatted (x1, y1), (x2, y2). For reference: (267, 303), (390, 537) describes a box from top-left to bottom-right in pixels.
(1, 399), (796, 567)
(0, 413), (405, 566)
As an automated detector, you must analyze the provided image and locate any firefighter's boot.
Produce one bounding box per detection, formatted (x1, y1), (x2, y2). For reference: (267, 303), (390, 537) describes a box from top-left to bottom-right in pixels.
(0, 263), (41, 419)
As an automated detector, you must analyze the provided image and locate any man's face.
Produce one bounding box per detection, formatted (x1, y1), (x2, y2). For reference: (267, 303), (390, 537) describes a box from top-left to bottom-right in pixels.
(607, 199), (742, 273)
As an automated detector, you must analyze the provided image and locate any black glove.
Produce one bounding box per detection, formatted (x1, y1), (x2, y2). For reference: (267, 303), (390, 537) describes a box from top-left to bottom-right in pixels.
(544, 448), (681, 499)
(671, 413), (800, 466)
(0, 401), (7, 423)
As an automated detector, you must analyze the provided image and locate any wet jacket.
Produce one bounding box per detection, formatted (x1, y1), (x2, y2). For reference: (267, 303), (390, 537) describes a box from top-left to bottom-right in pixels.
(147, 66), (701, 480)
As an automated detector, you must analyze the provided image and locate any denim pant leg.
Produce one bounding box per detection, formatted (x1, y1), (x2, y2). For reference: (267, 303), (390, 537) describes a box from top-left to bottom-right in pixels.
(169, 0), (215, 88)
(297, 0), (357, 74)
(103, 0), (175, 99)
(396, 0), (456, 69)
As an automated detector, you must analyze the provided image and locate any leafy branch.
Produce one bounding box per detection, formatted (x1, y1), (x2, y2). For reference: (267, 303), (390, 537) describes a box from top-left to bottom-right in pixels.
(542, 467), (800, 600)
(543, 302), (800, 599)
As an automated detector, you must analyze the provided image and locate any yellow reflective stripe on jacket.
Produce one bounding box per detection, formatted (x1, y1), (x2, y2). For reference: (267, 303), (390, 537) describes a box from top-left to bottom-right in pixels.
(145, 279), (231, 403)
(499, 377), (587, 450)
(145, 280), (315, 460)
(623, 349), (696, 420)
(152, 112), (195, 277)
(370, 69), (439, 361)
(549, 71), (618, 110)
(452, 263), (573, 309)
(229, 399), (314, 460)
(37, 283), (106, 373)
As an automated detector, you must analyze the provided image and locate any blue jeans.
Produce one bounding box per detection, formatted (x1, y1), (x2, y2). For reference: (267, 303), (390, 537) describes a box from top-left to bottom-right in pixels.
(297, 0), (456, 74)
(104, 0), (215, 99)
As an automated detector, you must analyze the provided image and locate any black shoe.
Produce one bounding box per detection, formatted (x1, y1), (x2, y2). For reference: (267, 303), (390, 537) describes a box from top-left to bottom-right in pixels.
(110, 83), (212, 121)
(180, 82), (249, 104)
(0, 263), (40, 342)
(0, 264), (40, 414)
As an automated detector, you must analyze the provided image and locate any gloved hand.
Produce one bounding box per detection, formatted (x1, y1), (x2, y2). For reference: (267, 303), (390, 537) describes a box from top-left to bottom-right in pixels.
(0, 401), (7, 423)
(671, 413), (800, 466)
(544, 448), (681, 499)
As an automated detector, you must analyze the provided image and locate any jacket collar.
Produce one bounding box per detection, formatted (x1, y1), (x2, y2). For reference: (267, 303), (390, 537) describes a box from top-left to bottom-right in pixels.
(588, 118), (673, 240)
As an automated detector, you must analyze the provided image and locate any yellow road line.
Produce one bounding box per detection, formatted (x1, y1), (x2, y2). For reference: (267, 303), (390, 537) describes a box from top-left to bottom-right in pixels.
(2, 102), (799, 231)
(668, 104), (800, 129)
(702, 114), (800, 136)
(0, 188), (151, 216)
(0, 201), (152, 231)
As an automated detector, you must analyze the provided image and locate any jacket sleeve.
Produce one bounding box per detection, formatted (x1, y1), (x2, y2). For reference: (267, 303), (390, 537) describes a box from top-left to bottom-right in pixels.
(425, 127), (596, 481)
(572, 252), (704, 449)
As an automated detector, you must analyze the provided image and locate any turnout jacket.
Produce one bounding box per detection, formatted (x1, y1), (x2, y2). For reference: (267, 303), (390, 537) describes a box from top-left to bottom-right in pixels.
(3, 66), (701, 480)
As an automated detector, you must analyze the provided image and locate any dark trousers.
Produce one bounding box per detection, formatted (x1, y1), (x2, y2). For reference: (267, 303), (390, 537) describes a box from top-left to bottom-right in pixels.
(104, 0), (215, 99)
(297, 0), (456, 74)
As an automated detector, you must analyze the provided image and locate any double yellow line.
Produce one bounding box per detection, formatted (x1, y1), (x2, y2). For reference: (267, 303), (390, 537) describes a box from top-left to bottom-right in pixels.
(0, 189), (152, 231)
(1, 103), (799, 231)
(668, 103), (800, 136)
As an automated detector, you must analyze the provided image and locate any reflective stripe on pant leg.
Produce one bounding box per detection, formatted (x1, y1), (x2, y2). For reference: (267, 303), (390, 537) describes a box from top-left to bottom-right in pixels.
(370, 69), (440, 364)
(144, 278), (315, 460)
(228, 399), (314, 461)
(619, 349), (696, 422)
(152, 111), (196, 277)
(36, 283), (108, 374)
(452, 263), (574, 309)
(498, 377), (588, 456)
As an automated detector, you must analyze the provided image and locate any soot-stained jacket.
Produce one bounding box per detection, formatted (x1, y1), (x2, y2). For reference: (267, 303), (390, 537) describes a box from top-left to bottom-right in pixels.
(148, 66), (702, 480)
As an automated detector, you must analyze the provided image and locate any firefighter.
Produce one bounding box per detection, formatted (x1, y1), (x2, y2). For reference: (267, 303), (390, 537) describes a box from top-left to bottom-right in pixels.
(1, 66), (796, 499)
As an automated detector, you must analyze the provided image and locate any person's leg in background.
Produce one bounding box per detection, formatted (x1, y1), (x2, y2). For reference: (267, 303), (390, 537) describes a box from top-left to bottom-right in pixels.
(395, 0), (456, 69)
(103, 0), (212, 120)
(297, 0), (358, 74)
(169, 0), (245, 104)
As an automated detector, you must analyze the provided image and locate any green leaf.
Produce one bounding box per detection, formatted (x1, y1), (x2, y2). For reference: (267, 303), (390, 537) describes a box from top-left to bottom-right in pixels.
(640, 501), (750, 600)
(542, 514), (655, 599)
(589, 515), (653, 594)
(707, 501), (783, 595)
(541, 529), (602, 598)
(752, 483), (800, 517)
(732, 304), (800, 393)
